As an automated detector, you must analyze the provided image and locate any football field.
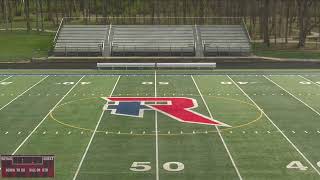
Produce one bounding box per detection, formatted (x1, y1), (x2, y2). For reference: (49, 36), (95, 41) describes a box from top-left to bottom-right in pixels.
(0, 70), (320, 179)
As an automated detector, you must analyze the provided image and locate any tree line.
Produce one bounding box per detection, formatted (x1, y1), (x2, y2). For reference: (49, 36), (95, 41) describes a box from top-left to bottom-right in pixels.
(1, 0), (320, 48)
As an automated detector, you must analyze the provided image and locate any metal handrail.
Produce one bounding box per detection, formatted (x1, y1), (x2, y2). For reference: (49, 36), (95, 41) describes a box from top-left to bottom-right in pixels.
(53, 17), (65, 43)
(241, 18), (251, 42)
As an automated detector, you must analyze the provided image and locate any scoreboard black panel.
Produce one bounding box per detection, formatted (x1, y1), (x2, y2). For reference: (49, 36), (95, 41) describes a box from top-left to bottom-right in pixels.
(1, 155), (54, 178)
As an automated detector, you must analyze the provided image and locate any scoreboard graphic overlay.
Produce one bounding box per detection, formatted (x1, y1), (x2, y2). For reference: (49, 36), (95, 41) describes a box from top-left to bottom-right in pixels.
(1, 155), (55, 178)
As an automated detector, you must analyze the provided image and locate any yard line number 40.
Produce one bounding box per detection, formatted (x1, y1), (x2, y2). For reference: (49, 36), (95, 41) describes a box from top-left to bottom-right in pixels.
(287, 161), (320, 171)
(130, 162), (184, 172)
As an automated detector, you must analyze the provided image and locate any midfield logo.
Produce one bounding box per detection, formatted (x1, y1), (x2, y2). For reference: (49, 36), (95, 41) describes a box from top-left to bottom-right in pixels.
(103, 97), (230, 127)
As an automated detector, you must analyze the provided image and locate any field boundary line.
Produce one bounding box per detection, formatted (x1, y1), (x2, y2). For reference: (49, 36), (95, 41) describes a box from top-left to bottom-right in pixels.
(191, 75), (243, 180)
(227, 75), (320, 176)
(299, 75), (320, 88)
(0, 76), (12, 82)
(12, 75), (85, 155)
(2, 73), (320, 77)
(0, 76), (48, 112)
(264, 75), (320, 117)
(154, 70), (159, 180)
(72, 75), (121, 180)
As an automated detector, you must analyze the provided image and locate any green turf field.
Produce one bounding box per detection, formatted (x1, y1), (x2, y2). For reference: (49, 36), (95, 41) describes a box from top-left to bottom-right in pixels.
(0, 70), (320, 179)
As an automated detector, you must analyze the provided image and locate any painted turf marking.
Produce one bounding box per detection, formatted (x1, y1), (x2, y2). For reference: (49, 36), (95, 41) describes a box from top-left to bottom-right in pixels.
(0, 76), (48, 112)
(228, 75), (320, 176)
(299, 75), (320, 88)
(264, 76), (320, 117)
(0, 76), (12, 83)
(11, 75), (85, 155)
(154, 71), (160, 180)
(72, 76), (121, 180)
(191, 75), (243, 180)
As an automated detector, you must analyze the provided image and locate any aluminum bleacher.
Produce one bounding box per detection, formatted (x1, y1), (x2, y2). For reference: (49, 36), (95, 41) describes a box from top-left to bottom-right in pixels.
(200, 25), (251, 56)
(111, 25), (195, 56)
(52, 23), (251, 57)
(53, 25), (108, 56)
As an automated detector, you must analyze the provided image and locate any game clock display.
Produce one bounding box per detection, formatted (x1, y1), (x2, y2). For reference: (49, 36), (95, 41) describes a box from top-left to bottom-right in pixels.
(1, 155), (54, 178)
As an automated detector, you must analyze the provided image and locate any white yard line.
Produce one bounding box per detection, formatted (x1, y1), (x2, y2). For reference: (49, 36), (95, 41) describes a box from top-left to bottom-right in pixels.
(154, 70), (159, 180)
(299, 75), (320, 88)
(0, 76), (12, 82)
(191, 75), (243, 180)
(72, 75), (121, 180)
(227, 75), (320, 176)
(0, 76), (48, 112)
(12, 75), (85, 155)
(264, 75), (320, 117)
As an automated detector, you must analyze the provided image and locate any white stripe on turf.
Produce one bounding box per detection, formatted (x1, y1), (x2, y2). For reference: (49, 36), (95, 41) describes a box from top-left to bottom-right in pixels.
(72, 75), (121, 180)
(12, 75), (85, 155)
(299, 75), (320, 88)
(264, 75), (320, 117)
(191, 75), (243, 180)
(154, 70), (159, 180)
(0, 75), (48, 112)
(0, 76), (12, 82)
(228, 75), (320, 176)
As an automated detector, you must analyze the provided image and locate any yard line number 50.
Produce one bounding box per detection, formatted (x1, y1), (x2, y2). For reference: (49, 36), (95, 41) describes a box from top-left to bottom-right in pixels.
(130, 162), (184, 172)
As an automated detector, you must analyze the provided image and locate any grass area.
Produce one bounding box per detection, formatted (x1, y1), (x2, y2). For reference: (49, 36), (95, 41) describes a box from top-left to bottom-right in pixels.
(253, 43), (320, 59)
(0, 73), (320, 179)
(0, 31), (54, 61)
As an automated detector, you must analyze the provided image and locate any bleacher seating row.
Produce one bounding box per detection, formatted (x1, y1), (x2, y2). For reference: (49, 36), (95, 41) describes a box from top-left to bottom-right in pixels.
(200, 25), (250, 56)
(53, 24), (251, 57)
(111, 25), (195, 56)
(54, 25), (108, 56)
